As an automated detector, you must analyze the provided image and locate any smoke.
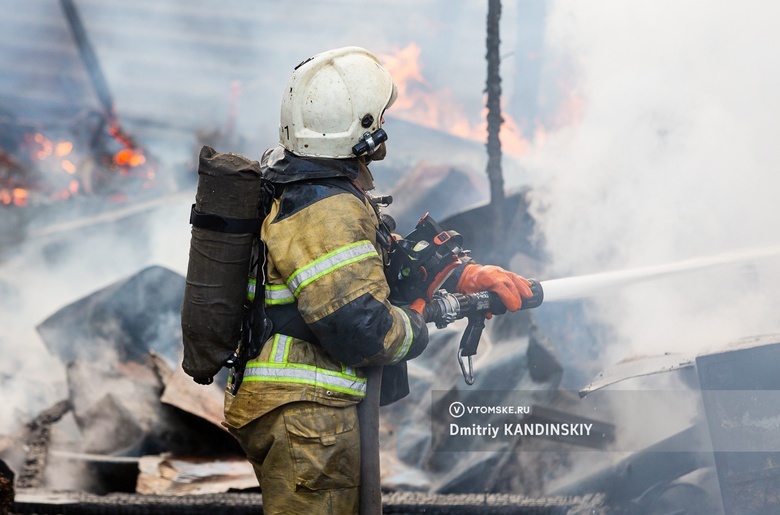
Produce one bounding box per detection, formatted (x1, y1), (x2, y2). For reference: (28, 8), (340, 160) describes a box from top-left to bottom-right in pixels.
(6, 1), (777, 504)
(506, 3), (780, 503)
(0, 0), (493, 436)
(518, 0), (780, 364)
(0, 201), (192, 434)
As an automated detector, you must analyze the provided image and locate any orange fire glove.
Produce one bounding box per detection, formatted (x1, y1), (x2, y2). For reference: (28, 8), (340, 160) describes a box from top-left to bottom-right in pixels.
(456, 264), (534, 312)
(410, 298), (426, 316)
(410, 298), (435, 323)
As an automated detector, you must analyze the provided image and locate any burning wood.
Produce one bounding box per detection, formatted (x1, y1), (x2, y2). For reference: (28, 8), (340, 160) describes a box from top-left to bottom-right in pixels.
(0, 124), (157, 210)
(0, 1), (157, 212)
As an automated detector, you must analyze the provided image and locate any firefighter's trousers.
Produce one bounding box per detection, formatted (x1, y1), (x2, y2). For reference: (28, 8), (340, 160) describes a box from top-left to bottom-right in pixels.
(229, 401), (361, 515)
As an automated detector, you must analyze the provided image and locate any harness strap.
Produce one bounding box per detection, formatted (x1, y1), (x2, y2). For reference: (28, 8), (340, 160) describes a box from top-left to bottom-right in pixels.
(190, 204), (264, 235)
(265, 303), (320, 345)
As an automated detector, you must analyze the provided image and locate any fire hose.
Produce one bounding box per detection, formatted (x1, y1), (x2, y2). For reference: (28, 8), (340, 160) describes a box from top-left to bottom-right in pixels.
(360, 281), (544, 514)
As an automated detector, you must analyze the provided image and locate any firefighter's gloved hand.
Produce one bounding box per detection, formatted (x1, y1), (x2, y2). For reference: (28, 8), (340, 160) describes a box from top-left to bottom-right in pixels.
(193, 376), (214, 385)
(410, 298), (436, 323)
(456, 264), (534, 311)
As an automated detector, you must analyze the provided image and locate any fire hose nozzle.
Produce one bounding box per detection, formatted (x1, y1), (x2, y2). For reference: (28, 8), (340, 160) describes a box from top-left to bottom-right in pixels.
(522, 278), (544, 310)
(429, 279), (544, 385)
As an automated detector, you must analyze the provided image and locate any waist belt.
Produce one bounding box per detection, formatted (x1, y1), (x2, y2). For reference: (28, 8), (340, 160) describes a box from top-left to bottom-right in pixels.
(265, 303), (320, 345)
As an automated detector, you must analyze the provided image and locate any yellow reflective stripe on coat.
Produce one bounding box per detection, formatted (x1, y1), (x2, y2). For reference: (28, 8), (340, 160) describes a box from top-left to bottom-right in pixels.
(243, 363), (367, 396)
(265, 284), (295, 305)
(268, 334), (291, 363)
(390, 307), (414, 364)
(286, 240), (377, 297)
(245, 334), (366, 396)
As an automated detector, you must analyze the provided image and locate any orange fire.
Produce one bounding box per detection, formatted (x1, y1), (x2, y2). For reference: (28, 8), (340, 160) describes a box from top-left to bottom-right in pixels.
(113, 147), (146, 168)
(108, 123), (148, 170)
(0, 188), (28, 207)
(379, 43), (530, 157)
(55, 141), (73, 157)
(3, 124), (157, 208)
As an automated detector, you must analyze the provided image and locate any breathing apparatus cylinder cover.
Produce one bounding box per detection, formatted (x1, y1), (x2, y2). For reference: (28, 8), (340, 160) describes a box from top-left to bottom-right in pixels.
(181, 146), (265, 379)
(279, 46), (398, 159)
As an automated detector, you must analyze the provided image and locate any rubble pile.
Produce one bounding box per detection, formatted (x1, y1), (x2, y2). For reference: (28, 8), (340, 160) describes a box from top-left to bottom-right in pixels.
(1, 259), (613, 511)
(0, 459), (13, 514)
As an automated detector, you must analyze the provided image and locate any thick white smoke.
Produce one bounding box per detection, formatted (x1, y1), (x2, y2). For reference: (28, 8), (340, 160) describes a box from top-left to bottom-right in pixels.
(519, 0), (780, 364)
(0, 0), (492, 436)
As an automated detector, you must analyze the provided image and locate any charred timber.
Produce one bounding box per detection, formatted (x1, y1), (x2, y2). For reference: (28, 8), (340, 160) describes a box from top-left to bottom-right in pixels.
(59, 0), (116, 126)
(16, 400), (71, 489)
(485, 0), (506, 266)
(0, 459), (13, 515)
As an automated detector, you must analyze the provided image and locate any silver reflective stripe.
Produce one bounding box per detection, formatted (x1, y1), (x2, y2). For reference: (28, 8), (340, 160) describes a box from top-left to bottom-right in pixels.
(244, 364), (367, 396)
(287, 241), (377, 296)
(270, 334), (291, 363)
(246, 278), (257, 301)
(390, 307), (414, 364)
(343, 365), (355, 376)
(265, 284), (295, 305)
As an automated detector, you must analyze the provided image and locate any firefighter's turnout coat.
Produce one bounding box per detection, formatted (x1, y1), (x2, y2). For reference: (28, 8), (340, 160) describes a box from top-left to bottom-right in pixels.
(224, 147), (429, 429)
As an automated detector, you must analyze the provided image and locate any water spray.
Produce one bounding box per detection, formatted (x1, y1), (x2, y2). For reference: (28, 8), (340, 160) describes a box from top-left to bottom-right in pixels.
(433, 244), (780, 384)
(538, 244), (780, 302)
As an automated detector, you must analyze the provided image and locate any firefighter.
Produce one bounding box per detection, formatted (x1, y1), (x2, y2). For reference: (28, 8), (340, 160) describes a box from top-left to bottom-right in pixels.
(223, 46), (535, 514)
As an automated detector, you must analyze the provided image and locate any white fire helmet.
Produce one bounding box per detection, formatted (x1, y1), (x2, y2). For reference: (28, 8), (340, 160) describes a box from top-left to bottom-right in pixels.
(279, 46), (398, 159)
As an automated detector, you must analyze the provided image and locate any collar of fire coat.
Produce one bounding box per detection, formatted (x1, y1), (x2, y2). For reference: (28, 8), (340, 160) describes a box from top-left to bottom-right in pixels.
(262, 146), (361, 185)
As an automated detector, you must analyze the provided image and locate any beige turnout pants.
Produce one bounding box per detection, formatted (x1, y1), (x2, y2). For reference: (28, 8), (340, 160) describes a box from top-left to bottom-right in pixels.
(229, 401), (361, 515)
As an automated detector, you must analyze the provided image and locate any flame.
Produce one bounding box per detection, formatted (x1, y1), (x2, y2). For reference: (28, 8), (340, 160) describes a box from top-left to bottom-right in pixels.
(55, 141), (73, 157)
(379, 43), (530, 157)
(109, 124), (147, 169)
(33, 132), (53, 160)
(62, 160), (76, 174)
(0, 188), (28, 207)
(113, 148), (146, 167)
(4, 126), (157, 208)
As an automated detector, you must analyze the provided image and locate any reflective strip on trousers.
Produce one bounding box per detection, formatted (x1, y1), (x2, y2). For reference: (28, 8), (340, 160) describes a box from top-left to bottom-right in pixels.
(286, 240), (377, 297)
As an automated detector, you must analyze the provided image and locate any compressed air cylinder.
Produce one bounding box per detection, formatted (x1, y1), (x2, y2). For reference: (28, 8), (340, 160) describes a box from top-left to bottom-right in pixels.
(181, 146), (264, 379)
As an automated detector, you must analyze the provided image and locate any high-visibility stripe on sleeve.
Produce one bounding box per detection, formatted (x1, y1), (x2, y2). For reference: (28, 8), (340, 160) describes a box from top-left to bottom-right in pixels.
(390, 307), (414, 364)
(286, 240), (377, 297)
